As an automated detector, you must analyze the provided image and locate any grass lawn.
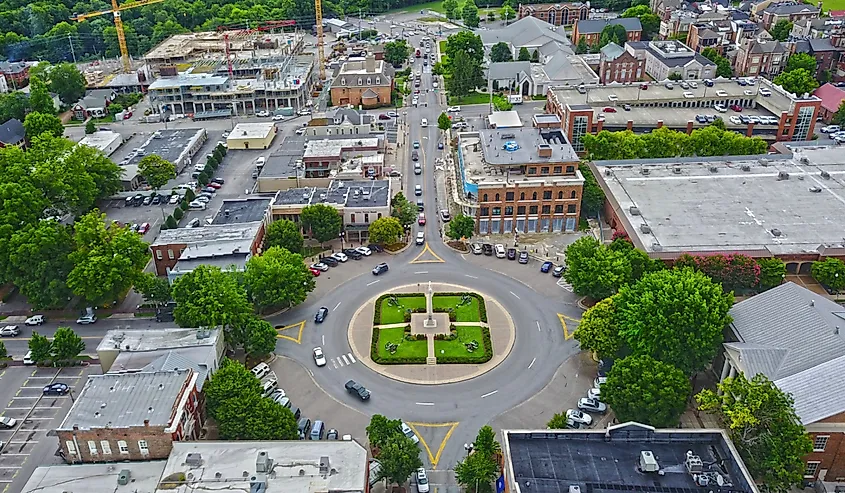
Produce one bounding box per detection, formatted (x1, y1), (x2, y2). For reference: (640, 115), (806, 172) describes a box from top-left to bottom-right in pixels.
(387, 0), (448, 14)
(432, 296), (480, 322)
(378, 295), (426, 324)
(448, 91), (491, 105)
(434, 326), (485, 358)
(806, 0), (840, 10)
(377, 327), (429, 359)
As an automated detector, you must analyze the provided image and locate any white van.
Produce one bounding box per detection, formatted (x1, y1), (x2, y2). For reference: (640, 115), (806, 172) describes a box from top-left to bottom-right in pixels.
(261, 377), (279, 397)
(189, 200), (207, 211)
(421, 118), (428, 127)
(255, 157), (266, 168)
(251, 362), (270, 380)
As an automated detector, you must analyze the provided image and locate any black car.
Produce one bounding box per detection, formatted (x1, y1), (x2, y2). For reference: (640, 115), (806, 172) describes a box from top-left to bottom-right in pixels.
(321, 256), (339, 267)
(507, 248), (517, 260)
(518, 251), (529, 264)
(344, 248), (362, 260)
(43, 383), (70, 396)
(132, 193), (144, 206)
(212, 178), (225, 184)
(372, 262), (389, 275)
(315, 306), (329, 323)
(482, 243), (493, 256)
(367, 244), (384, 253)
(298, 418), (312, 439)
(345, 380), (371, 401)
(417, 200), (424, 211)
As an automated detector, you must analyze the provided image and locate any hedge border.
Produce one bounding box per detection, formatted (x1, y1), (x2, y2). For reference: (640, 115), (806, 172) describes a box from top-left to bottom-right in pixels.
(370, 324), (428, 365)
(432, 292), (487, 323)
(435, 326), (493, 364)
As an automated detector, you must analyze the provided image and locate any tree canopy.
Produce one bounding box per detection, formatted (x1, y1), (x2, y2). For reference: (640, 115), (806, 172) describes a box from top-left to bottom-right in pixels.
(243, 246), (315, 310)
(368, 216), (403, 245)
(265, 219), (304, 254)
(47, 63), (88, 106)
(455, 426), (501, 493)
(563, 236), (659, 300)
(773, 67), (818, 95)
(701, 47), (733, 78)
(603, 355), (691, 427)
(24, 112), (63, 139)
(438, 112), (452, 131)
(599, 24), (628, 48)
(490, 42), (512, 63)
(366, 415), (422, 486)
(573, 297), (620, 358)
(138, 155), (176, 190)
(383, 40), (410, 66)
(171, 264), (252, 333)
(446, 214), (475, 240)
(770, 19), (793, 42)
(391, 192), (417, 228)
(462, 0), (480, 28)
(582, 127), (768, 160)
(300, 204), (342, 244)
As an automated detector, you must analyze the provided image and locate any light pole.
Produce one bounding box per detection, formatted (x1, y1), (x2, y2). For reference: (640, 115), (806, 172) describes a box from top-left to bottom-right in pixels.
(464, 443), (474, 456)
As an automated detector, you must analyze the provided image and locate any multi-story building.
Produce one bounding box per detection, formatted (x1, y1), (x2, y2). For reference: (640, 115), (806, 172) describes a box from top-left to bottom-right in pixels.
(686, 20), (735, 54)
(793, 36), (845, 81)
(226, 122), (278, 150)
(627, 40), (716, 80)
(303, 137), (381, 178)
(659, 10), (698, 40)
(791, 17), (845, 38)
(0, 61), (28, 89)
(734, 38), (786, 76)
(55, 370), (202, 463)
(330, 54), (394, 107)
(516, 2), (589, 26)
(455, 127), (584, 234)
(599, 42), (646, 84)
(573, 18), (643, 47)
(759, 2), (820, 30)
(546, 78), (821, 151)
(305, 107), (378, 137)
(814, 83), (845, 121)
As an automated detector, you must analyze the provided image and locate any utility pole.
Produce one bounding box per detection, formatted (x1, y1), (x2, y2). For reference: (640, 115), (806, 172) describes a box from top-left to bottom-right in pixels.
(68, 34), (77, 63)
(358, 8), (363, 37)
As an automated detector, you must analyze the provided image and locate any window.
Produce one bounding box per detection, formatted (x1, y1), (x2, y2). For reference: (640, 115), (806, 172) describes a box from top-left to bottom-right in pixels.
(66, 441), (77, 456)
(542, 205), (551, 214)
(532, 192), (537, 200)
(364, 213), (369, 223)
(555, 205), (564, 213)
(505, 206), (514, 215)
(566, 165), (575, 173)
(517, 206), (526, 215)
(520, 192), (525, 200)
(138, 440), (149, 455)
(341, 78), (346, 86)
(506, 191), (514, 201)
(567, 204), (577, 213)
(813, 436), (830, 452)
(528, 167), (537, 175)
(480, 207), (490, 216)
(557, 191), (564, 199)
(351, 214), (356, 223)
(554, 166), (562, 174)
(571, 190), (577, 199)
(543, 191), (552, 200)
(529, 205), (538, 214)
(118, 440), (129, 454)
(358, 78), (363, 85)
(156, 250), (162, 260)
(167, 249), (174, 260)
(805, 462), (820, 478)
(88, 441), (98, 456)
(483, 194), (488, 201)
(367, 77), (372, 85)
(495, 193), (500, 201)
(492, 207), (501, 216)
(541, 167), (550, 175)
(376, 77), (381, 84)
(378, 213), (382, 219)
(101, 441), (112, 455)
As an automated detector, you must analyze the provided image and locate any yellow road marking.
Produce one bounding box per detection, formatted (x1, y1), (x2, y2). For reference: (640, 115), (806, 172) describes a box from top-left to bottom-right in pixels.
(276, 321), (306, 344)
(406, 421), (459, 469)
(410, 242), (446, 264)
(558, 313), (581, 340)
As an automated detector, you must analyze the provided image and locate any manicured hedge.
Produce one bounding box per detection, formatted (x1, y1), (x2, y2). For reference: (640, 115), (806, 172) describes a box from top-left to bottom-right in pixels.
(436, 326), (492, 364)
(402, 307), (426, 323)
(373, 293), (425, 325)
(370, 324), (427, 365)
(432, 292), (488, 323)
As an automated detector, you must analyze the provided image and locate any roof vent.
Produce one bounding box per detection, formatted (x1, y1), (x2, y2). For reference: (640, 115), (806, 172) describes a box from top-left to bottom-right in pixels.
(640, 224), (652, 234)
(256, 451), (273, 473)
(186, 453), (203, 467)
(800, 156), (809, 164)
(641, 167), (650, 175)
(673, 166), (682, 174)
(709, 166), (718, 173)
(777, 171), (789, 180)
(320, 456), (330, 476)
(629, 206), (641, 215)
(771, 228), (782, 237)
(740, 164), (751, 171)
(604, 169), (612, 176)
(821, 170), (831, 179)
(117, 469), (131, 486)
(570, 486), (582, 493)
(809, 186), (822, 193)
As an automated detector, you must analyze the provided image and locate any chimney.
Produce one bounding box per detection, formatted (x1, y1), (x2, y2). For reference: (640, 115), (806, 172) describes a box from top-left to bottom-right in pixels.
(144, 419), (150, 427)
(538, 143), (552, 158)
(365, 53), (376, 73)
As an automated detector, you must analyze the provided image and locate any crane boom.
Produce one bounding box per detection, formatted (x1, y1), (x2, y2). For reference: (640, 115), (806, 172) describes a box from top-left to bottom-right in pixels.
(315, 0), (325, 80)
(72, 0), (166, 73)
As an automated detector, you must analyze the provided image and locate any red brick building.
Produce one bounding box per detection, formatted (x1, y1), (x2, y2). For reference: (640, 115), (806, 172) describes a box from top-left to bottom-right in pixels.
(56, 370), (202, 463)
(517, 3), (588, 27)
(814, 83), (845, 122)
(572, 18), (642, 46)
(0, 61), (29, 88)
(598, 42), (645, 84)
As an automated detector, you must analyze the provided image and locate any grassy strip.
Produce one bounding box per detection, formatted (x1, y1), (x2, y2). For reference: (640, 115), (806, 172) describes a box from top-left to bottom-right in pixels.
(448, 91), (491, 105)
(371, 326), (428, 364)
(373, 293), (427, 325)
(434, 325), (492, 364)
(433, 292), (487, 322)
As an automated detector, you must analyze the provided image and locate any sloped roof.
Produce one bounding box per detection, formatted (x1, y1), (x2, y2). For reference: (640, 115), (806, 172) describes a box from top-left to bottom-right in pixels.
(361, 88), (379, 98)
(488, 61), (532, 80)
(776, 354), (845, 424)
(600, 42), (625, 61)
(747, 39), (786, 53)
(809, 37), (836, 52)
(480, 16), (571, 48)
(763, 2), (819, 14)
(0, 118), (25, 145)
(143, 351), (210, 391)
(575, 17), (643, 35)
(814, 83), (845, 112)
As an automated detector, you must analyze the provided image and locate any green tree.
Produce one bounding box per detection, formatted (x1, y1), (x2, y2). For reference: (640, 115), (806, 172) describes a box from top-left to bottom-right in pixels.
(438, 112), (452, 131)
(563, 237), (632, 300)
(134, 272), (172, 306)
(171, 264), (252, 337)
(500, 3), (516, 23)
(217, 393), (299, 440)
(376, 435), (424, 486)
(615, 268), (733, 374)
(487, 10), (496, 22)
(300, 203), (343, 245)
(455, 450), (498, 493)
(757, 258), (786, 291)
(173, 207), (184, 220)
(0, 341), (7, 359)
(573, 297), (620, 358)
(384, 40), (411, 66)
(48, 63), (87, 106)
(243, 246), (315, 310)
(472, 425), (501, 458)
(243, 316), (278, 358)
(603, 355), (691, 427)
(138, 154), (176, 191)
(203, 358), (262, 419)
(697, 374), (812, 493)
(785, 53), (817, 73)
(265, 219), (304, 253)
(7, 220), (74, 309)
(531, 49), (539, 62)
(50, 326), (85, 363)
(444, 0), (459, 19)
(28, 75), (54, 115)
(770, 19), (793, 41)
(445, 31), (485, 64)
(811, 257), (845, 292)
(164, 215), (177, 229)
(599, 24), (628, 48)
(367, 414), (404, 452)
(447, 50), (484, 98)
(23, 112), (63, 139)
(774, 67), (818, 95)
(547, 411), (571, 429)
(462, 0), (480, 28)
(621, 6), (660, 38)
(84, 120), (96, 135)
(67, 210), (151, 306)
(391, 192), (417, 228)
(107, 103), (124, 117)
(575, 37), (589, 54)
(368, 217), (404, 245)
(28, 332), (52, 365)
(446, 214), (475, 240)
(0, 92), (31, 123)
(517, 46), (530, 61)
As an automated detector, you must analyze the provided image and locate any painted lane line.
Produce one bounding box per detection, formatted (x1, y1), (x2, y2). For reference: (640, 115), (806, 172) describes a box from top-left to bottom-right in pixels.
(348, 353), (356, 363)
(529, 357), (536, 369)
(464, 275), (478, 279)
(367, 280), (380, 286)
(510, 291), (521, 299)
(416, 402), (435, 406)
(536, 321), (541, 332)
(322, 334), (325, 345)
(415, 271), (429, 274)
(481, 390), (498, 398)
(334, 301), (342, 310)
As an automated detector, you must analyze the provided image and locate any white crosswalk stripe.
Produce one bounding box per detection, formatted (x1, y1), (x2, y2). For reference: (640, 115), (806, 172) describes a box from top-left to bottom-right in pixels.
(328, 353), (358, 370)
(347, 353), (356, 363)
(341, 354), (350, 365)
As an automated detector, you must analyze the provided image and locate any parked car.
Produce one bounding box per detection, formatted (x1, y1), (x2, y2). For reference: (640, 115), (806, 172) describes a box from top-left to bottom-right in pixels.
(137, 223), (151, 234)
(76, 314), (97, 325)
(327, 428), (339, 440)
(594, 376), (608, 388)
(142, 195), (153, 206)
(822, 125), (841, 133)
(482, 243), (493, 256)
(315, 306), (329, 323)
(588, 387), (601, 400)
(251, 362), (270, 380)
(540, 261), (553, 273)
(602, 107), (617, 113)
(311, 262), (329, 271)
(730, 104), (743, 112)
(566, 409), (592, 426)
(43, 383), (70, 396)
(332, 252), (348, 262)
(309, 267), (321, 277)
(257, 110), (270, 117)
(0, 326), (20, 337)
(372, 262), (389, 275)
(169, 194), (180, 204)
(440, 210), (451, 222)
(552, 265), (566, 277)
(298, 418), (312, 439)
(24, 315), (45, 326)
(344, 249), (362, 260)
(378, 113), (391, 120)
(494, 244), (506, 258)
(518, 251), (529, 264)
(447, 106), (461, 112)
(578, 397), (607, 413)
(471, 243), (483, 255)
(507, 247), (516, 260)
(313, 347), (327, 367)
(23, 351), (34, 365)
(368, 244), (384, 253)
(355, 246), (372, 256)
(416, 468), (430, 493)
(151, 194), (162, 205)
(345, 380), (371, 400)
(322, 256), (339, 267)
(0, 417), (17, 429)
(402, 422), (419, 444)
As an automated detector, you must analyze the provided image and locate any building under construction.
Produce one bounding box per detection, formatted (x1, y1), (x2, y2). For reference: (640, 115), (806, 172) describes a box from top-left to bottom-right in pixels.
(144, 30), (315, 117)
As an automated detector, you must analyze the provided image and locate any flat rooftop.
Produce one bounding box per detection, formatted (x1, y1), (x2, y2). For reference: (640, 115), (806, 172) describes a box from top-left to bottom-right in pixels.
(272, 180), (389, 207)
(97, 328), (221, 353)
(594, 145), (845, 257)
(304, 137), (380, 159)
(478, 128), (579, 165)
(152, 222), (261, 247)
(58, 370), (193, 430)
(173, 252), (250, 274)
(159, 440), (368, 493)
(148, 73), (229, 90)
(228, 122), (275, 140)
(21, 461), (167, 493)
(504, 423), (758, 493)
(122, 129), (206, 167)
(78, 130), (122, 150)
(211, 198), (271, 224)
(263, 142), (306, 179)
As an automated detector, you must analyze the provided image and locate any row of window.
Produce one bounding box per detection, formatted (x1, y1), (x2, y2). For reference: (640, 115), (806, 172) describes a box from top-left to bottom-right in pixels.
(67, 439), (148, 457)
(480, 204), (577, 216)
(479, 216), (577, 234)
(156, 247), (185, 261)
(340, 77), (383, 86)
(482, 190), (578, 202)
(523, 165), (575, 176)
(349, 212), (382, 223)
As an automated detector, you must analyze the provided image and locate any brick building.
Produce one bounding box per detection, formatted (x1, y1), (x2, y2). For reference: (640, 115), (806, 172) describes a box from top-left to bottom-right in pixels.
(572, 18), (642, 47)
(794, 36), (845, 81)
(0, 61), (28, 89)
(734, 39), (786, 77)
(598, 42), (646, 84)
(759, 2), (820, 31)
(516, 2), (588, 27)
(814, 83), (845, 122)
(330, 53), (394, 108)
(56, 370), (201, 463)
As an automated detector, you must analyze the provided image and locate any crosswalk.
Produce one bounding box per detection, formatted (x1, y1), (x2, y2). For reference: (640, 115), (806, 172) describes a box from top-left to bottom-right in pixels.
(329, 352), (357, 370)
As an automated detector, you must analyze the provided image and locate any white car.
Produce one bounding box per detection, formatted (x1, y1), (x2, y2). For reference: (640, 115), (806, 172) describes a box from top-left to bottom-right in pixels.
(578, 397), (608, 413)
(76, 314), (97, 325)
(0, 416), (17, 429)
(194, 195), (211, 203)
(272, 114), (285, 121)
(451, 122), (468, 130)
(355, 246), (372, 256)
(416, 468), (430, 493)
(24, 315), (44, 326)
(221, 131), (230, 138)
(823, 125), (841, 133)
(402, 422), (420, 444)
(416, 231), (425, 245)
(251, 362), (270, 380)
(729, 115), (742, 125)
(447, 106), (461, 112)
(0, 326), (19, 337)
(332, 252), (349, 262)
(495, 244), (506, 258)
(566, 409), (593, 426)
(311, 262), (329, 272)
(168, 194), (180, 204)
(313, 347), (327, 367)
(295, 128), (306, 135)
(256, 110), (270, 117)
(594, 376), (607, 388)
(588, 387), (601, 401)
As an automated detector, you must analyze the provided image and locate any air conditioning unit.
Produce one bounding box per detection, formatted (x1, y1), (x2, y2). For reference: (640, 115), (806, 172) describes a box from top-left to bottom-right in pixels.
(673, 166), (682, 174)
(641, 168), (650, 175)
(639, 451), (659, 472)
(709, 166), (718, 173)
(740, 164), (751, 171)
(629, 206), (641, 215)
(640, 224), (652, 234)
(771, 228), (782, 237)
(800, 157), (809, 164)
(777, 171), (789, 180)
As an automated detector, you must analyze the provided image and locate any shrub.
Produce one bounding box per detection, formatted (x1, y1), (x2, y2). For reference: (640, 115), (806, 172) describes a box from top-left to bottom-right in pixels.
(811, 258), (845, 292)
(173, 207), (184, 220)
(185, 189), (196, 201)
(164, 215), (177, 229)
(675, 253), (760, 292)
(198, 172), (209, 185)
(757, 257), (786, 291)
(180, 199), (189, 211)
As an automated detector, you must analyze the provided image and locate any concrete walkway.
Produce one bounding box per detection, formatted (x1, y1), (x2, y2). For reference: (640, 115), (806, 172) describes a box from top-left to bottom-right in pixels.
(347, 282), (515, 385)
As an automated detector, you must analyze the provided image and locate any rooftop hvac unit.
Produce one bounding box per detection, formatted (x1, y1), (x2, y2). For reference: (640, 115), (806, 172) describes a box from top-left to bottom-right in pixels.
(186, 453), (203, 467)
(777, 171), (789, 180)
(771, 228), (782, 237)
(118, 469), (131, 486)
(629, 206), (641, 215)
(741, 164), (751, 171)
(640, 224), (652, 234)
(639, 451), (659, 473)
(641, 168), (650, 175)
(800, 157), (809, 164)
(685, 451), (703, 474)
(570, 486), (582, 493)
(605, 169), (613, 176)
(709, 166), (718, 173)
(821, 170), (831, 179)
(673, 167), (682, 174)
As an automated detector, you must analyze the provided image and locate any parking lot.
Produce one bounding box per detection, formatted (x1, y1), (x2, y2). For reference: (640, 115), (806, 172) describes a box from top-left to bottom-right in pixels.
(0, 366), (93, 493)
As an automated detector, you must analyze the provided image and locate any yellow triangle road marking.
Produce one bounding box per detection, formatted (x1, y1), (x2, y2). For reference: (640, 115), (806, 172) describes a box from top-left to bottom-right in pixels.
(410, 242), (446, 264)
(405, 421), (459, 469)
(276, 321), (306, 344)
(558, 313), (581, 340)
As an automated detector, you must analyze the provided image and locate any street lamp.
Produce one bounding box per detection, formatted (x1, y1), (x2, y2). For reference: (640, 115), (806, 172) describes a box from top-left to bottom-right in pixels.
(464, 443), (474, 456)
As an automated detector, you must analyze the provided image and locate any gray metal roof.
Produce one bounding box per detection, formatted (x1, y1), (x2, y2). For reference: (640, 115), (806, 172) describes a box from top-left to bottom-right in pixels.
(58, 370), (193, 430)
(143, 351), (210, 391)
(488, 61), (532, 80)
(0, 118), (24, 145)
(210, 198), (270, 225)
(480, 16), (571, 48)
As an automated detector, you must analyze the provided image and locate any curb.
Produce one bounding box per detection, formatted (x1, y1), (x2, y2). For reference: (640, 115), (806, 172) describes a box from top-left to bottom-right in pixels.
(441, 240), (469, 254)
(385, 241), (412, 255)
(576, 296), (591, 311)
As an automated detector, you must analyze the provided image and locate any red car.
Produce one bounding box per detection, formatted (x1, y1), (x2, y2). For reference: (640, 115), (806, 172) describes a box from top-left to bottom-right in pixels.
(602, 107), (617, 113)
(137, 223), (150, 234)
(207, 182), (222, 189)
(730, 104), (743, 112)
(418, 213), (426, 225)
(378, 114), (391, 120)
(309, 268), (321, 277)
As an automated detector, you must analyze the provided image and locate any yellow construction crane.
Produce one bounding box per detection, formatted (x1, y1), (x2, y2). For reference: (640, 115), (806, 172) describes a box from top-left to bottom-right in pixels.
(72, 0), (166, 74)
(315, 0), (325, 80)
